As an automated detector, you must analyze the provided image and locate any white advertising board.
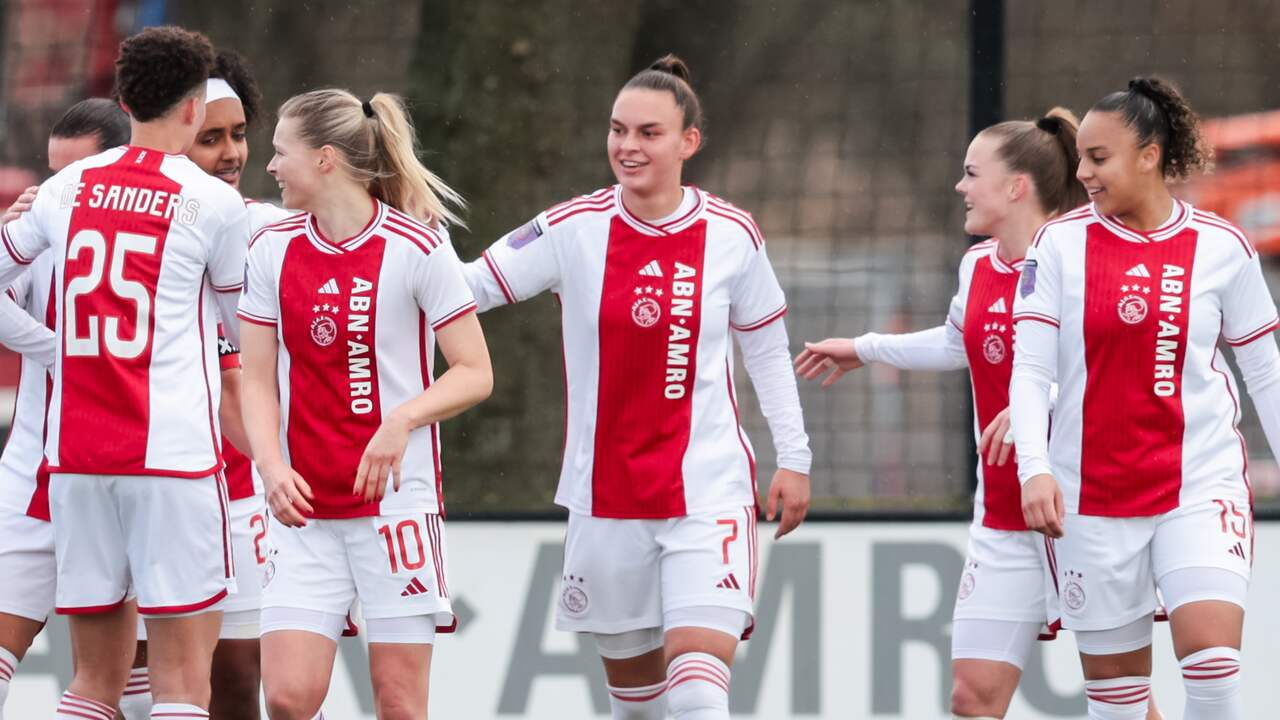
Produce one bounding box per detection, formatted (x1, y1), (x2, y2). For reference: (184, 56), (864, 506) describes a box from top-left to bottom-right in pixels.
(7, 521), (1279, 718)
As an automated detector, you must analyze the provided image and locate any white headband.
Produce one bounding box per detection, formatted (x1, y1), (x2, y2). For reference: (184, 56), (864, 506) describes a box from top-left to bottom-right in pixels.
(205, 78), (241, 104)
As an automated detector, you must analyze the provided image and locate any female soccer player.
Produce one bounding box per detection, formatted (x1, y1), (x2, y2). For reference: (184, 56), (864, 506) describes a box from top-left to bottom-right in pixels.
(0, 26), (251, 720)
(1011, 77), (1280, 720)
(239, 89), (491, 720)
(464, 55), (811, 720)
(794, 109), (1120, 720)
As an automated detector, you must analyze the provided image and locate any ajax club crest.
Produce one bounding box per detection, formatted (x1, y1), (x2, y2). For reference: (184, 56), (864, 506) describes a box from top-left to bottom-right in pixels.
(631, 284), (663, 328)
(1116, 283), (1151, 325)
(311, 303), (339, 346)
(981, 322), (1007, 364)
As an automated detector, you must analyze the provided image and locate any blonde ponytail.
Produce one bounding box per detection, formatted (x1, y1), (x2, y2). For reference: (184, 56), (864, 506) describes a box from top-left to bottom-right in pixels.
(278, 89), (465, 228)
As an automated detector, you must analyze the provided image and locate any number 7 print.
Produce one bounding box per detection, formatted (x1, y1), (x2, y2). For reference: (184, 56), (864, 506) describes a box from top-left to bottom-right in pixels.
(717, 518), (738, 565)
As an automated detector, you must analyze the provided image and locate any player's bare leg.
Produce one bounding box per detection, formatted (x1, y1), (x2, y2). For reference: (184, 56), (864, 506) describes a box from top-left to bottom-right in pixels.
(367, 642), (431, 720)
(143, 612), (222, 710)
(664, 627), (736, 719)
(0, 612), (43, 713)
(950, 659), (1020, 718)
(62, 603), (137, 709)
(1169, 600), (1244, 720)
(210, 639), (260, 720)
(261, 630), (337, 720)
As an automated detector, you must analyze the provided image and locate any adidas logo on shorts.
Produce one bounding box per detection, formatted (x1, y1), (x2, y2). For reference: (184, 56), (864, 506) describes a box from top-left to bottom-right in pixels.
(400, 577), (429, 597)
(715, 573), (741, 590)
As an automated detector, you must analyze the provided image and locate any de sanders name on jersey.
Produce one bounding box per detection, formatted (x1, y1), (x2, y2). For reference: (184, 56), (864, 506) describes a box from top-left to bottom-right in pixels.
(58, 181), (201, 225)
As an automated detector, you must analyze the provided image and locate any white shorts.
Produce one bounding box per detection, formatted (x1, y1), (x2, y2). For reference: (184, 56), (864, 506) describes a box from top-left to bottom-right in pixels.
(556, 508), (758, 637)
(0, 505), (55, 621)
(51, 473), (235, 616)
(953, 523), (1059, 626)
(1054, 497), (1253, 631)
(261, 512), (453, 631)
(218, 494), (269, 638)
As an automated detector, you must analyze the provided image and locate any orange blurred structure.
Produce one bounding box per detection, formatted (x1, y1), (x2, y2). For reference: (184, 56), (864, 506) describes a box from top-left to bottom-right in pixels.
(1179, 109), (1280, 255)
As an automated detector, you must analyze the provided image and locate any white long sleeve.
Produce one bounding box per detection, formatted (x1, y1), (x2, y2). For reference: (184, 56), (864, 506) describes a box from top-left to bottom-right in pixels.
(853, 324), (967, 372)
(735, 320), (812, 475)
(1009, 318), (1057, 482)
(1231, 333), (1280, 463)
(0, 292), (54, 367)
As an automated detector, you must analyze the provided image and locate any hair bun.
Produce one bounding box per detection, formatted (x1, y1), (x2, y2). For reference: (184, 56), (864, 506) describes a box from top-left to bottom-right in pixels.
(1128, 77), (1158, 99)
(648, 53), (692, 84)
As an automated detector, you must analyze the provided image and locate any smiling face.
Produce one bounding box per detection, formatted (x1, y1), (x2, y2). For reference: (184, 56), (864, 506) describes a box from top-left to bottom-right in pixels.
(187, 97), (248, 189)
(1076, 109), (1162, 218)
(954, 132), (1019, 236)
(607, 88), (700, 197)
(267, 116), (324, 212)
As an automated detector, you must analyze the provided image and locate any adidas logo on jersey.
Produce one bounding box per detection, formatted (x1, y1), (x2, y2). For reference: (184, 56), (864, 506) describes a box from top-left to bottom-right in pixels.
(1125, 264), (1151, 278)
(987, 297), (1007, 314)
(639, 260), (663, 277)
(318, 278), (340, 294)
(715, 573), (741, 590)
(400, 577), (430, 597)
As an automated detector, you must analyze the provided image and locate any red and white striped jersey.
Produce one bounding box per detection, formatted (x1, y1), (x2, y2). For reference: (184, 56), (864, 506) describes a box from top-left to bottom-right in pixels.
(1012, 201), (1278, 516)
(0, 252), (55, 519)
(0, 145), (250, 477)
(237, 199), (477, 518)
(218, 199), (294, 501)
(467, 185), (788, 519)
(948, 240), (1027, 530)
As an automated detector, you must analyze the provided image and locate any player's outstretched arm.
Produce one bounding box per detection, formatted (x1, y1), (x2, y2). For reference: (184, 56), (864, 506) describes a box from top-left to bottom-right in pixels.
(353, 312), (493, 503)
(240, 321), (312, 526)
(795, 324), (967, 387)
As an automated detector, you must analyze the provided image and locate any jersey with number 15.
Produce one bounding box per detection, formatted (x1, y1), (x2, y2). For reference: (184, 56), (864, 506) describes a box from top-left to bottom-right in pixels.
(0, 145), (250, 478)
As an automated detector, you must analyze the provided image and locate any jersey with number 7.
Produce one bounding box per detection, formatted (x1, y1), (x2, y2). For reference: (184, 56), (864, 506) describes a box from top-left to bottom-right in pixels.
(0, 145), (250, 477)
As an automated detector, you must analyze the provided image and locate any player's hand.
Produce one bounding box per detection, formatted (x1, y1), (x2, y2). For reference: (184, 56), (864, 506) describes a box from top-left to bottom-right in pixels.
(1021, 473), (1064, 538)
(1, 186), (38, 225)
(766, 468), (810, 539)
(354, 412), (411, 502)
(978, 407), (1014, 466)
(261, 461), (313, 527)
(794, 339), (863, 387)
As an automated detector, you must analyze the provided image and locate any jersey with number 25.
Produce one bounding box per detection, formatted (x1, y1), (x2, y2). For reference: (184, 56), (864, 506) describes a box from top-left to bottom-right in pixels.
(0, 145), (250, 477)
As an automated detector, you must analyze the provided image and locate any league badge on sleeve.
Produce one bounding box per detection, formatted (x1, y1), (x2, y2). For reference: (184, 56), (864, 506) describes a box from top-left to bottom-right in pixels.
(506, 218), (544, 249)
(1020, 259), (1038, 298)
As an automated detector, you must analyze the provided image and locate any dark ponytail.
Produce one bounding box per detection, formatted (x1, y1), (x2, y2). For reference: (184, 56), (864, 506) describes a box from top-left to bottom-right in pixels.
(621, 54), (703, 131)
(1092, 76), (1213, 179)
(981, 107), (1088, 216)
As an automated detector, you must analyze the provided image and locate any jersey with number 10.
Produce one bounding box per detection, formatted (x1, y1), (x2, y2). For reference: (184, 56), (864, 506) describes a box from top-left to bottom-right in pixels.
(0, 145), (250, 477)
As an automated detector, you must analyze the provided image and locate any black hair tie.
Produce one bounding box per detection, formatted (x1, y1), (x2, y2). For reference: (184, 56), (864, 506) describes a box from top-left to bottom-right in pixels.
(1035, 116), (1061, 135)
(361, 100), (374, 118)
